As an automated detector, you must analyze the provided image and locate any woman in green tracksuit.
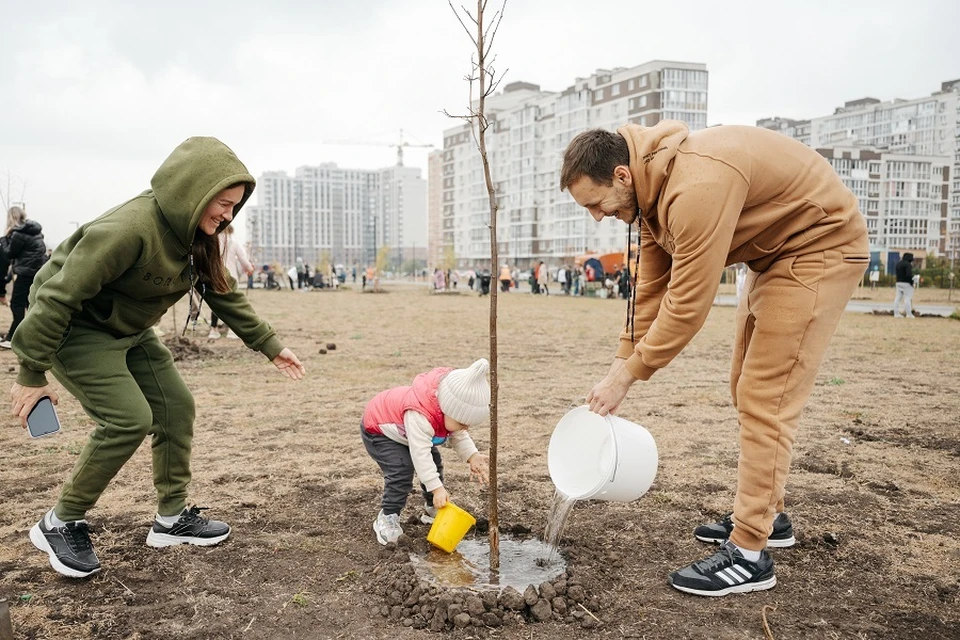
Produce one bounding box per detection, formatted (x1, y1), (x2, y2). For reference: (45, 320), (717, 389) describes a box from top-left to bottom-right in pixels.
(10, 137), (306, 579)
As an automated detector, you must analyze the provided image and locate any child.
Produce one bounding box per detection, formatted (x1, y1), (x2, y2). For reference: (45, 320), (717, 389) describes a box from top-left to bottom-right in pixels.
(361, 358), (491, 545)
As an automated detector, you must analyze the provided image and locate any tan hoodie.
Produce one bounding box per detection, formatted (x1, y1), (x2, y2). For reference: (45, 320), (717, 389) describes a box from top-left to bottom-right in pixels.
(614, 121), (868, 381)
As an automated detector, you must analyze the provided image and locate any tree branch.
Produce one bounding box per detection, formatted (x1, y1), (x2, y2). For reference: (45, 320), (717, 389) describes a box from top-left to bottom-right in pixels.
(448, 1), (479, 46)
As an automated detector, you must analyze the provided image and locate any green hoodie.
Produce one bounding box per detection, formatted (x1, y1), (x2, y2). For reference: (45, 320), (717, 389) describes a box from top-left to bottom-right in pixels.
(13, 137), (284, 387)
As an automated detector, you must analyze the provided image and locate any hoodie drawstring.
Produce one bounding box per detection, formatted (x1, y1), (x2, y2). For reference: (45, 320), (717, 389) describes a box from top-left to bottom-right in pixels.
(624, 216), (641, 344)
(181, 247), (205, 337)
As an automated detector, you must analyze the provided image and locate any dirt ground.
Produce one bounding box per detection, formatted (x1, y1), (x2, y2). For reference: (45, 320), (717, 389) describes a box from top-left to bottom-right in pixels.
(1, 283), (958, 639)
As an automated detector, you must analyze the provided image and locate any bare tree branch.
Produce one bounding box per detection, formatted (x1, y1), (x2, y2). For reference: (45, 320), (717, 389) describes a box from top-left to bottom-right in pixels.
(448, 1), (478, 46)
(482, 8), (505, 56)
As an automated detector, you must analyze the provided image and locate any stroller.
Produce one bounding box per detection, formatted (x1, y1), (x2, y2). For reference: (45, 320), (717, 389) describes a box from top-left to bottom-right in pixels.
(478, 270), (492, 296)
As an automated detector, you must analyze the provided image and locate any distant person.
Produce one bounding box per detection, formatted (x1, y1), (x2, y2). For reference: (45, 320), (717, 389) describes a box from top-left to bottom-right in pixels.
(361, 359), (490, 545)
(537, 260), (549, 295)
(893, 253), (915, 318)
(498, 264), (512, 292)
(868, 266), (879, 291)
(295, 257), (305, 289)
(556, 264), (568, 294)
(11, 137), (306, 579)
(208, 225), (254, 339)
(561, 121), (868, 597)
(0, 206), (48, 349)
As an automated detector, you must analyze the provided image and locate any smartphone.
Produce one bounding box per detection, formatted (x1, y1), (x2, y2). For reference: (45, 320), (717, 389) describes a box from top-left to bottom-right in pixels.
(27, 397), (62, 439)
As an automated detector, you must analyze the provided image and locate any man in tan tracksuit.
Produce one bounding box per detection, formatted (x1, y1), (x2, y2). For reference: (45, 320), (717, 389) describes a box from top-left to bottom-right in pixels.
(561, 121), (868, 597)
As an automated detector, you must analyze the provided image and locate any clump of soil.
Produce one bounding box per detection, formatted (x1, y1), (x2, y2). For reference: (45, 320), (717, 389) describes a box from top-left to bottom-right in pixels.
(163, 336), (216, 361)
(869, 309), (941, 318)
(374, 536), (600, 634)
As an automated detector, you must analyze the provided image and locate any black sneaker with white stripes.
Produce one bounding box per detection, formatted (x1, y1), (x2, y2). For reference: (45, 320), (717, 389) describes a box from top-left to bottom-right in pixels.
(146, 506), (231, 548)
(694, 512), (796, 548)
(29, 515), (101, 578)
(669, 541), (776, 597)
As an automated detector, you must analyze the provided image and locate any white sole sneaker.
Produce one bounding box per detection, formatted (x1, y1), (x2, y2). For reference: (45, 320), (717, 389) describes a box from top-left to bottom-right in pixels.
(671, 575), (777, 597)
(30, 523), (101, 578)
(146, 529), (230, 548)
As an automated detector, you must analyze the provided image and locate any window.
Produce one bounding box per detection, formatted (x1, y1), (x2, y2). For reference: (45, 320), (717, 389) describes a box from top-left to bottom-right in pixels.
(611, 85), (620, 96)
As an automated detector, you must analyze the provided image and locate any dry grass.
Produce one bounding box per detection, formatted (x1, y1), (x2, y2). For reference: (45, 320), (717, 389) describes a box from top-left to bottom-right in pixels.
(0, 283), (958, 639)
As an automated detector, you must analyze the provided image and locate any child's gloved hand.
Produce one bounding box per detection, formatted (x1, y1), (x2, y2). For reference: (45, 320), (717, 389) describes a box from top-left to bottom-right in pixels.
(432, 487), (450, 510)
(468, 453), (489, 484)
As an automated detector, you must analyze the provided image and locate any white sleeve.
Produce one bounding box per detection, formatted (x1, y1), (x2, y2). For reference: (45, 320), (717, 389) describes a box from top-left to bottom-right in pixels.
(404, 411), (443, 492)
(448, 430), (479, 463)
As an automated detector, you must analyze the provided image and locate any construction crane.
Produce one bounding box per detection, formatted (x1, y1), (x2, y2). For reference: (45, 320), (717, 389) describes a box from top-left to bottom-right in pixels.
(323, 129), (433, 167)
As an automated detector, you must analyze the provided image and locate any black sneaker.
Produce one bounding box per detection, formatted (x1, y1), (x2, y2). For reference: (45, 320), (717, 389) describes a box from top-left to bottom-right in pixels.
(29, 515), (101, 578)
(694, 512), (795, 548)
(669, 542), (776, 597)
(146, 506), (231, 548)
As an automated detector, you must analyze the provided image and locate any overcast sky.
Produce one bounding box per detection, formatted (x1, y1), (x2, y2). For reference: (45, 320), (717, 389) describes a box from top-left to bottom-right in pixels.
(2, 0), (958, 247)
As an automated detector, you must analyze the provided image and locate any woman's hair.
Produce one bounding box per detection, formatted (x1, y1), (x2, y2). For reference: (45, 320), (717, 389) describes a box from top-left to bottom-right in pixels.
(192, 183), (249, 294)
(6, 206), (26, 233)
(192, 230), (230, 294)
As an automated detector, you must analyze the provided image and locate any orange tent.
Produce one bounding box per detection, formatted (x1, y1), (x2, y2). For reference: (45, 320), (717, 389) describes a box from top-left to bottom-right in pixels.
(584, 245), (639, 276)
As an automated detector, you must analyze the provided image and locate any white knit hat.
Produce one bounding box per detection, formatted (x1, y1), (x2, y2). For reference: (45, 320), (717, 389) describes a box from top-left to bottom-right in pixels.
(437, 358), (490, 427)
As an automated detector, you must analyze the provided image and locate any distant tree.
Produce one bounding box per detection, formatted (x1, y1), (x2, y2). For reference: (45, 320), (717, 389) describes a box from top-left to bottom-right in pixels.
(374, 245), (390, 291)
(442, 245), (457, 272)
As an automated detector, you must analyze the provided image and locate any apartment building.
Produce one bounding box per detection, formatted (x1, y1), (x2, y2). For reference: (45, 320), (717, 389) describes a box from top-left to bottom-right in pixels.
(760, 79), (960, 260)
(246, 163), (426, 271)
(755, 117), (811, 146)
(427, 149), (444, 269)
(817, 146), (951, 265)
(439, 60), (709, 268)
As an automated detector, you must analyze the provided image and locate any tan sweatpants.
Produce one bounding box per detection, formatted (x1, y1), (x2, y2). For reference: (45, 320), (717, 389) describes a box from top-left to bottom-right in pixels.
(729, 240), (869, 550)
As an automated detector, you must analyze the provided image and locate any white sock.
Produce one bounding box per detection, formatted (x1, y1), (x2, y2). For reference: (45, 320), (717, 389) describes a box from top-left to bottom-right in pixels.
(155, 512), (181, 526)
(45, 509), (71, 528)
(731, 543), (762, 562)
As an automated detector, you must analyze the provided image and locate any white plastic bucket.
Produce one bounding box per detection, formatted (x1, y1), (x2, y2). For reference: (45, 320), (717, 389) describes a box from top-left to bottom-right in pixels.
(547, 405), (658, 501)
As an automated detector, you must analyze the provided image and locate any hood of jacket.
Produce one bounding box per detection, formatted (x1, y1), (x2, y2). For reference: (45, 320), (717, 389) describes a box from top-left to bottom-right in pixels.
(616, 120), (690, 218)
(12, 220), (43, 236)
(149, 137), (255, 253)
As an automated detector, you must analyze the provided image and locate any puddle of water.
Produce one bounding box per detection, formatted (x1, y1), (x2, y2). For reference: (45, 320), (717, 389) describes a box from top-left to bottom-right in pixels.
(410, 535), (566, 591)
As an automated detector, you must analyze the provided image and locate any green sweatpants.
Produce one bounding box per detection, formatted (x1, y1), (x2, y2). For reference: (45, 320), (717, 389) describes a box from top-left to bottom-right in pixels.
(50, 324), (196, 521)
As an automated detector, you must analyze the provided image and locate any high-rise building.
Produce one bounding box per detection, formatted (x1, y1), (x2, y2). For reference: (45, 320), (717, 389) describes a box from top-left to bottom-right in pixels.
(755, 117), (811, 146)
(427, 150), (444, 269)
(246, 163), (426, 272)
(440, 60), (709, 268)
(816, 146), (951, 264)
(759, 79), (960, 260)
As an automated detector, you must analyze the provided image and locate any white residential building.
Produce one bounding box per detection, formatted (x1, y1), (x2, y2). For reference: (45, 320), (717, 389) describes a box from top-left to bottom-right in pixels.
(816, 146), (951, 264)
(440, 60), (709, 268)
(246, 163), (426, 271)
(427, 150), (444, 269)
(760, 79), (960, 260)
